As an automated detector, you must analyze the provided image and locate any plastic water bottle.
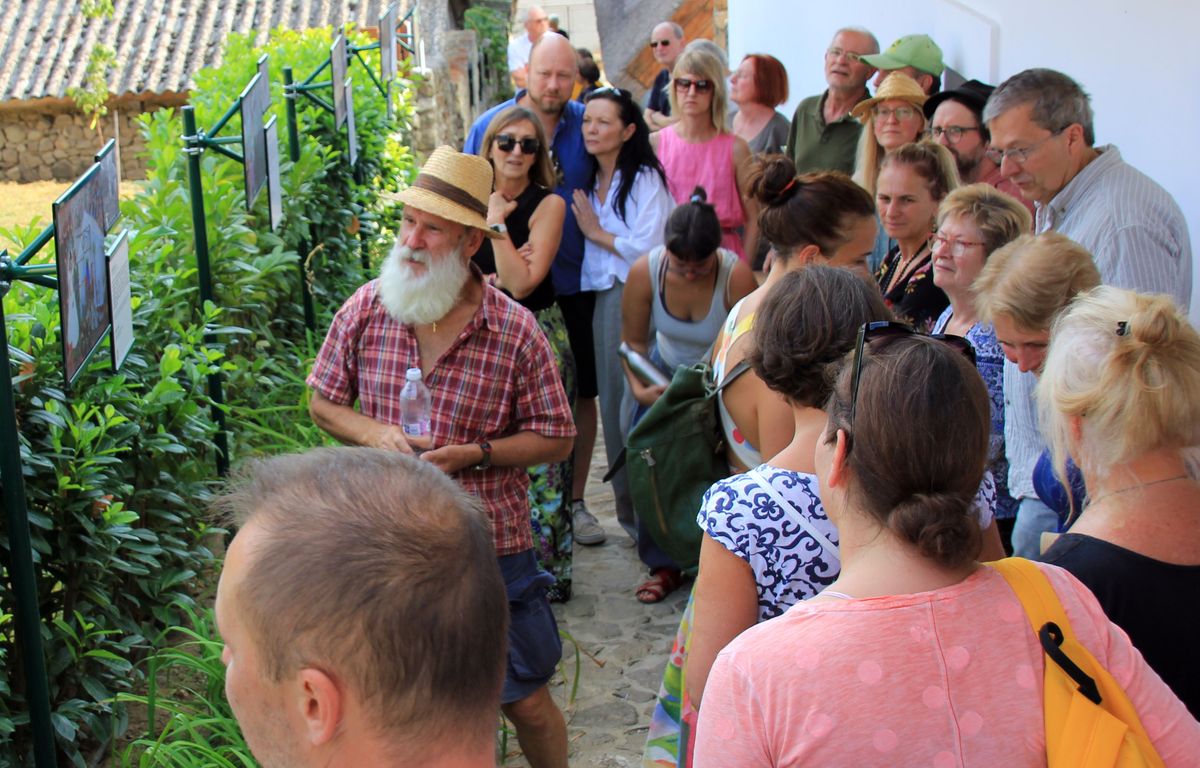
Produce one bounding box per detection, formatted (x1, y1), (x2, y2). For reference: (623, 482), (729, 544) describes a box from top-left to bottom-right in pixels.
(399, 367), (431, 438)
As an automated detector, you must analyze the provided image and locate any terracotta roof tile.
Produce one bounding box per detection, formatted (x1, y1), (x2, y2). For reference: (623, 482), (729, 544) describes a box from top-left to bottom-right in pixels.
(0, 0), (395, 104)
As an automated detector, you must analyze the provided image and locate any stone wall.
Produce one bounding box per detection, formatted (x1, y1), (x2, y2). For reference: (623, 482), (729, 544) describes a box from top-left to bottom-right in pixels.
(0, 96), (183, 183)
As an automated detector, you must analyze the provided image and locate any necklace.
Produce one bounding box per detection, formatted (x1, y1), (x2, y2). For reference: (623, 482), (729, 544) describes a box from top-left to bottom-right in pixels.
(1087, 474), (1190, 507)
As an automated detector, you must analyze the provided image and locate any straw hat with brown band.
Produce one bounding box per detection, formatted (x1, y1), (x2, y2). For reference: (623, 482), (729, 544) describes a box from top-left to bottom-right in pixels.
(849, 72), (929, 123)
(396, 145), (504, 240)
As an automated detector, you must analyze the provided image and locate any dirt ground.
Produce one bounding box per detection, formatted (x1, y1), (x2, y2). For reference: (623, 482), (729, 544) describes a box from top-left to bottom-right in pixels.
(0, 180), (143, 253)
(0, 181), (67, 251)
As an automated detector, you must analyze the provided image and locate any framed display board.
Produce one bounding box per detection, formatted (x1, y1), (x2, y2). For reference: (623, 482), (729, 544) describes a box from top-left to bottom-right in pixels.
(331, 34), (348, 128)
(346, 78), (358, 166)
(264, 116), (283, 231)
(52, 164), (114, 385)
(93, 139), (121, 233)
(380, 5), (397, 82)
(240, 70), (270, 207)
(106, 230), (133, 371)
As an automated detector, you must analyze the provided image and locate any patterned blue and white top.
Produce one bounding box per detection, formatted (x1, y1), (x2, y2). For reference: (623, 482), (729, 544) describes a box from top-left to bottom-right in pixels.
(698, 464), (840, 622)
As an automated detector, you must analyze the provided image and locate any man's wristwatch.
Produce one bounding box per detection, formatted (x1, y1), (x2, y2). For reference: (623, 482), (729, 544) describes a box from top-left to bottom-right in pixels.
(473, 441), (492, 470)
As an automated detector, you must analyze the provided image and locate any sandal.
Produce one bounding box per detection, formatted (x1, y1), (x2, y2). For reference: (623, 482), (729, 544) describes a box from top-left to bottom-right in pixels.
(636, 567), (683, 604)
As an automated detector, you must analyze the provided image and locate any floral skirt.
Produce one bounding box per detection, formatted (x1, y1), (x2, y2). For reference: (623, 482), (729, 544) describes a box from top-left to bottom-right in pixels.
(643, 591), (696, 767)
(529, 302), (576, 602)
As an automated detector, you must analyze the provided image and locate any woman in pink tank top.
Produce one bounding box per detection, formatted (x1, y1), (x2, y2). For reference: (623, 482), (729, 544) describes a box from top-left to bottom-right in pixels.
(651, 46), (756, 262)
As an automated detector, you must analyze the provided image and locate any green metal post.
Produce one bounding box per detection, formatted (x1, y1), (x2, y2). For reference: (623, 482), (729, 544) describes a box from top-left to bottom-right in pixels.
(0, 276), (58, 767)
(182, 106), (230, 476)
(283, 68), (317, 334)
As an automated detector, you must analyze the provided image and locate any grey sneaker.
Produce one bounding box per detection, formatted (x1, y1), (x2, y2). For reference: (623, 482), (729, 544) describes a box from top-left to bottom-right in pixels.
(571, 500), (607, 545)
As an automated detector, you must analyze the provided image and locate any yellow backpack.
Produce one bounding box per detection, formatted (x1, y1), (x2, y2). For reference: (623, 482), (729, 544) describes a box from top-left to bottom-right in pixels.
(989, 557), (1164, 768)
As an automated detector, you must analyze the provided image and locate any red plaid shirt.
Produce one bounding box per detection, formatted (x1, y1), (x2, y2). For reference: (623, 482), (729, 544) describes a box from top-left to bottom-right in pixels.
(307, 277), (575, 555)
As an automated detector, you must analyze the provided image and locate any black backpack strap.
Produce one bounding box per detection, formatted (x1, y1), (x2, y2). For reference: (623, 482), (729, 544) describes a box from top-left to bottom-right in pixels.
(1039, 621), (1103, 705)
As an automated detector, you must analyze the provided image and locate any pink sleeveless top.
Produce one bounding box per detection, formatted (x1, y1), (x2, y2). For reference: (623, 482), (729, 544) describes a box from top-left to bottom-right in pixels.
(658, 126), (746, 260)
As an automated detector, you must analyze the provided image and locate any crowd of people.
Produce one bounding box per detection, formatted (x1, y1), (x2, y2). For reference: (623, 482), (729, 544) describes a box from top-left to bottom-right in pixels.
(208, 13), (1199, 768)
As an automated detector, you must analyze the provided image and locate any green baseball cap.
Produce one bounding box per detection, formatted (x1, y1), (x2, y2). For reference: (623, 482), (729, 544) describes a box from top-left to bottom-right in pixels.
(860, 34), (945, 76)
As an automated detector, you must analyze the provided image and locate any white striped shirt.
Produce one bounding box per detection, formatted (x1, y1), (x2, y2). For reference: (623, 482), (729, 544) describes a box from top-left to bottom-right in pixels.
(1006, 145), (1194, 498)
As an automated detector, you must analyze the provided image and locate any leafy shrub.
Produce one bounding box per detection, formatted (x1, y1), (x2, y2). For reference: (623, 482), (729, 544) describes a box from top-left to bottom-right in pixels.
(1, 25), (415, 766)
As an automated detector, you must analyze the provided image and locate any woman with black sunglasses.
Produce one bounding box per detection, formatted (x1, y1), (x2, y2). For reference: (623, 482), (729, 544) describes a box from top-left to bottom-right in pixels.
(693, 327), (1199, 765)
(474, 105), (576, 601)
(651, 47), (758, 263)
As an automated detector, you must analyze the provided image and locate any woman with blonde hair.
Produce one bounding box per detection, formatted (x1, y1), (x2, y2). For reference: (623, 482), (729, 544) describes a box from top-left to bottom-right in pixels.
(474, 105), (575, 598)
(850, 72), (928, 197)
(851, 72), (929, 272)
(1038, 286), (1200, 716)
(931, 183), (1033, 531)
(973, 232), (1101, 557)
(652, 47), (757, 261)
(873, 141), (959, 331)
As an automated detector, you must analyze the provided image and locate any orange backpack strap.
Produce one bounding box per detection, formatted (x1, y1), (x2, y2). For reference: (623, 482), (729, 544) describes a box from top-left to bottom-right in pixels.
(988, 558), (1164, 768)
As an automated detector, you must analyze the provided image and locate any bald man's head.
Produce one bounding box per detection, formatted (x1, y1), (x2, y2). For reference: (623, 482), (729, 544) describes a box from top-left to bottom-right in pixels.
(526, 33), (578, 116)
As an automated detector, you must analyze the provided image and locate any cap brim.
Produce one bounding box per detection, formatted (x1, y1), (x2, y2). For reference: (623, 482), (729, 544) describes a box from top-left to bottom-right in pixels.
(858, 53), (902, 70)
(396, 187), (502, 239)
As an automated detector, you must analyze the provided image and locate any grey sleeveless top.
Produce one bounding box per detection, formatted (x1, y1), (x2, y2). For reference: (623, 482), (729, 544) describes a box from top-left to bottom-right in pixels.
(647, 245), (739, 371)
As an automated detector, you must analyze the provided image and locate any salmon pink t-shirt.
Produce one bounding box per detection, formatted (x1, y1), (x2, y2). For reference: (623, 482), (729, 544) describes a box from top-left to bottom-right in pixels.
(694, 563), (1200, 766)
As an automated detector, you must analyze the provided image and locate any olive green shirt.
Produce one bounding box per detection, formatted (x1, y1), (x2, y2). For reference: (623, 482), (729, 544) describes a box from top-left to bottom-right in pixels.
(785, 90), (866, 175)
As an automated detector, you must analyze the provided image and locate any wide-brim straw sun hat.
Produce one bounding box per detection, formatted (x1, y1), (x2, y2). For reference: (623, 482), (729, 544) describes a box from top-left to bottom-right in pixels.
(850, 72), (929, 123)
(396, 145), (502, 239)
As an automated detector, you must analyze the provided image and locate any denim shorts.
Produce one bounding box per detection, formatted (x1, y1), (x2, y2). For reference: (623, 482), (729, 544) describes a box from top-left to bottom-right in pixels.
(499, 549), (562, 704)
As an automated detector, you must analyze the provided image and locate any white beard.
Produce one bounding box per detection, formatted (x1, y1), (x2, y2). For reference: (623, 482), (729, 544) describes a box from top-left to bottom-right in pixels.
(378, 240), (470, 326)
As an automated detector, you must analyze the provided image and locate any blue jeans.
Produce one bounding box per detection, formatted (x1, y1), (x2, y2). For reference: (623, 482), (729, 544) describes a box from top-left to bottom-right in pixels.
(1011, 497), (1060, 559)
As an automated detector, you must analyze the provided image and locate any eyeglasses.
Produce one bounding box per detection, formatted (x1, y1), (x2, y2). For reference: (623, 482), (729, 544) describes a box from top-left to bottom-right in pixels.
(873, 105), (918, 122)
(985, 128), (1065, 166)
(674, 78), (714, 93)
(826, 47), (863, 63)
(848, 321), (975, 425)
(650, 39), (674, 48)
(494, 134), (540, 154)
(932, 232), (987, 256)
(928, 125), (980, 144)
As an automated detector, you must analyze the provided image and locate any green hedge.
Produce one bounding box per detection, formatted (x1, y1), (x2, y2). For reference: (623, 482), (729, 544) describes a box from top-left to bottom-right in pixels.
(1, 26), (415, 766)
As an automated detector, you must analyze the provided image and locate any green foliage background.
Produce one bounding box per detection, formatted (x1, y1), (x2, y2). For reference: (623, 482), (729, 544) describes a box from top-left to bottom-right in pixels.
(1, 26), (416, 767)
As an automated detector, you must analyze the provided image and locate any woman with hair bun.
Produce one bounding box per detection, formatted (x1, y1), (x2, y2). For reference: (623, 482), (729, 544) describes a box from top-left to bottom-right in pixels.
(645, 266), (891, 768)
(712, 153), (878, 473)
(621, 186), (757, 603)
(1038, 286), (1200, 716)
(693, 328), (1200, 766)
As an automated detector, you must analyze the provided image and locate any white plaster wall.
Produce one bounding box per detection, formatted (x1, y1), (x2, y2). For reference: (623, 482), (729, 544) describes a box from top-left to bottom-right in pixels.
(728, 0), (1200, 321)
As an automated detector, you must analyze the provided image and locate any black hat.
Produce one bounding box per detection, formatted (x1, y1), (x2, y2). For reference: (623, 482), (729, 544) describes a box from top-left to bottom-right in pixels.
(923, 79), (995, 121)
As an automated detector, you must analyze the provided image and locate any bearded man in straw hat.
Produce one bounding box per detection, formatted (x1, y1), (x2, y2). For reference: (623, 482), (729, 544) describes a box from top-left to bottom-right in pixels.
(307, 146), (575, 768)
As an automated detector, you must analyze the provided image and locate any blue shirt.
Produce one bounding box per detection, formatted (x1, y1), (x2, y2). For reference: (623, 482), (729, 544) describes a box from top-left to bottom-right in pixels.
(465, 93), (590, 296)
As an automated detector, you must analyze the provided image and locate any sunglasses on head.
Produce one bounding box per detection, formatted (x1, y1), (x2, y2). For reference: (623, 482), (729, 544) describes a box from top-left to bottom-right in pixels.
(674, 77), (714, 93)
(588, 85), (631, 100)
(848, 321), (976, 426)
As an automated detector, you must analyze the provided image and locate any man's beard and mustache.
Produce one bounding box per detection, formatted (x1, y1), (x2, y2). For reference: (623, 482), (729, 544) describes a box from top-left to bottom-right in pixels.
(378, 240), (470, 325)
